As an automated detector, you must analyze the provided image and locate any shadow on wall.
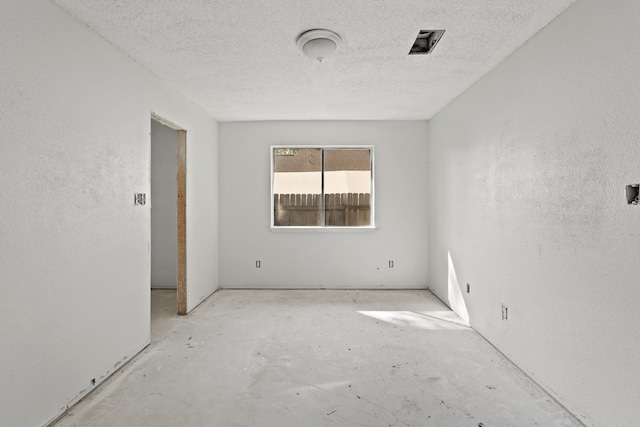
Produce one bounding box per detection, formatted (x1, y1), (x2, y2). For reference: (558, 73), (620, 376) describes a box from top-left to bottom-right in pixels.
(448, 252), (470, 326)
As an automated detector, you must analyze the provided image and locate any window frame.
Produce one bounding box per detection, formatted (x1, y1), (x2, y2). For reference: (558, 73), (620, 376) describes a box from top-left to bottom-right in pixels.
(270, 145), (375, 230)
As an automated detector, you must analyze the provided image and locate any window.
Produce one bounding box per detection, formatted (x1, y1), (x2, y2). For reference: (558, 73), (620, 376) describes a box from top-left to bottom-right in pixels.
(271, 146), (374, 228)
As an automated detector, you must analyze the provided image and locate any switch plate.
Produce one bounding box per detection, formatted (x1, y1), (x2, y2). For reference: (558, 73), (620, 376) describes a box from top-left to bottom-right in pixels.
(134, 193), (146, 206)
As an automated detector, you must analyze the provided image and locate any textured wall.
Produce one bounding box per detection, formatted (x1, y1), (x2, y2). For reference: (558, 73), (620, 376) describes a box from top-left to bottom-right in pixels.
(0, 1), (218, 425)
(428, 0), (640, 425)
(219, 121), (429, 289)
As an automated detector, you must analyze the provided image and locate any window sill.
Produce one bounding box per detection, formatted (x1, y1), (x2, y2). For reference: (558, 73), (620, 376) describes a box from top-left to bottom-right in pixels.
(270, 225), (377, 233)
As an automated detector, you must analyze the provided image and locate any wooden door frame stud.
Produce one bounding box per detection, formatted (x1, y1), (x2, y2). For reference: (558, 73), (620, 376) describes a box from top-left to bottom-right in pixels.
(176, 129), (187, 315)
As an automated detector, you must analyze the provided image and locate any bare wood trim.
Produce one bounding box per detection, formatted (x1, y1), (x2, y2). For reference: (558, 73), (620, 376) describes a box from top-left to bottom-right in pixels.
(177, 130), (187, 315)
(151, 112), (185, 131)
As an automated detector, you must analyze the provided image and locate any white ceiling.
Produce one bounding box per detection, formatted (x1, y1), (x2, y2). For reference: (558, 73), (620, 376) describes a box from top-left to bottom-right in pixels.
(52, 0), (576, 121)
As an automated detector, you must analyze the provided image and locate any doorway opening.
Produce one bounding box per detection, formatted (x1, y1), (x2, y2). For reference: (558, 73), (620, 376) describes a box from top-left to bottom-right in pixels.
(150, 114), (187, 316)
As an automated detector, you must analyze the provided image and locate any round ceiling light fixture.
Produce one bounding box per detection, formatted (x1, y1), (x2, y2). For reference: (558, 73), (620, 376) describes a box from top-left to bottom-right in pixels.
(296, 29), (341, 62)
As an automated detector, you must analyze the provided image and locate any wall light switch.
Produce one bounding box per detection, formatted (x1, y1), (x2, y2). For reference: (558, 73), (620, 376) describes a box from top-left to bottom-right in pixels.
(134, 193), (146, 206)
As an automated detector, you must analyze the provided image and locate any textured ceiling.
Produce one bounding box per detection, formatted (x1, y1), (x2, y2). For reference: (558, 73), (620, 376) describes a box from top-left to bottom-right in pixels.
(52, 0), (576, 121)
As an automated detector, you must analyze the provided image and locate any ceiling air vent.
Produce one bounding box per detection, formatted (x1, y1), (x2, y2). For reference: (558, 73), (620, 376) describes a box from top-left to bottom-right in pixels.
(409, 30), (445, 55)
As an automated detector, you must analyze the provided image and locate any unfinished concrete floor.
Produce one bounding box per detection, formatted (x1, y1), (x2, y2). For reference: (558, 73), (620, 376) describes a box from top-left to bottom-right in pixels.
(54, 289), (582, 427)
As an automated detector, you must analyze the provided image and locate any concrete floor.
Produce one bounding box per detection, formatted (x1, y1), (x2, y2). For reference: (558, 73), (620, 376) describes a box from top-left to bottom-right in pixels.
(54, 289), (582, 427)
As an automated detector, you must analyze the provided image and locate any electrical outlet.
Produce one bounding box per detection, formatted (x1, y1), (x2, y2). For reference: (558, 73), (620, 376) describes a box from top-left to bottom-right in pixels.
(627, 184), (639, 205)
(501, 304), (509, 321)
(256, 260), (261, 268)
(466, 283), (470, 293)
(388, 260), (394, 268)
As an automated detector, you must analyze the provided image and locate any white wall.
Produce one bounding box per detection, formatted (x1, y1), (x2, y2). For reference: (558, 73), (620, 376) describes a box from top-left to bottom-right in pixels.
(151, 121), (178, 289)
(428, 0), (640, 425)
(0, 1), (218, 426)
(219, 121), (428, 289)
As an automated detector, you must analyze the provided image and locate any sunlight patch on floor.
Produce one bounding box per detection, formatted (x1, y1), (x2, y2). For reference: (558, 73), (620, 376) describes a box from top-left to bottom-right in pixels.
(358, 310), (470, 331)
